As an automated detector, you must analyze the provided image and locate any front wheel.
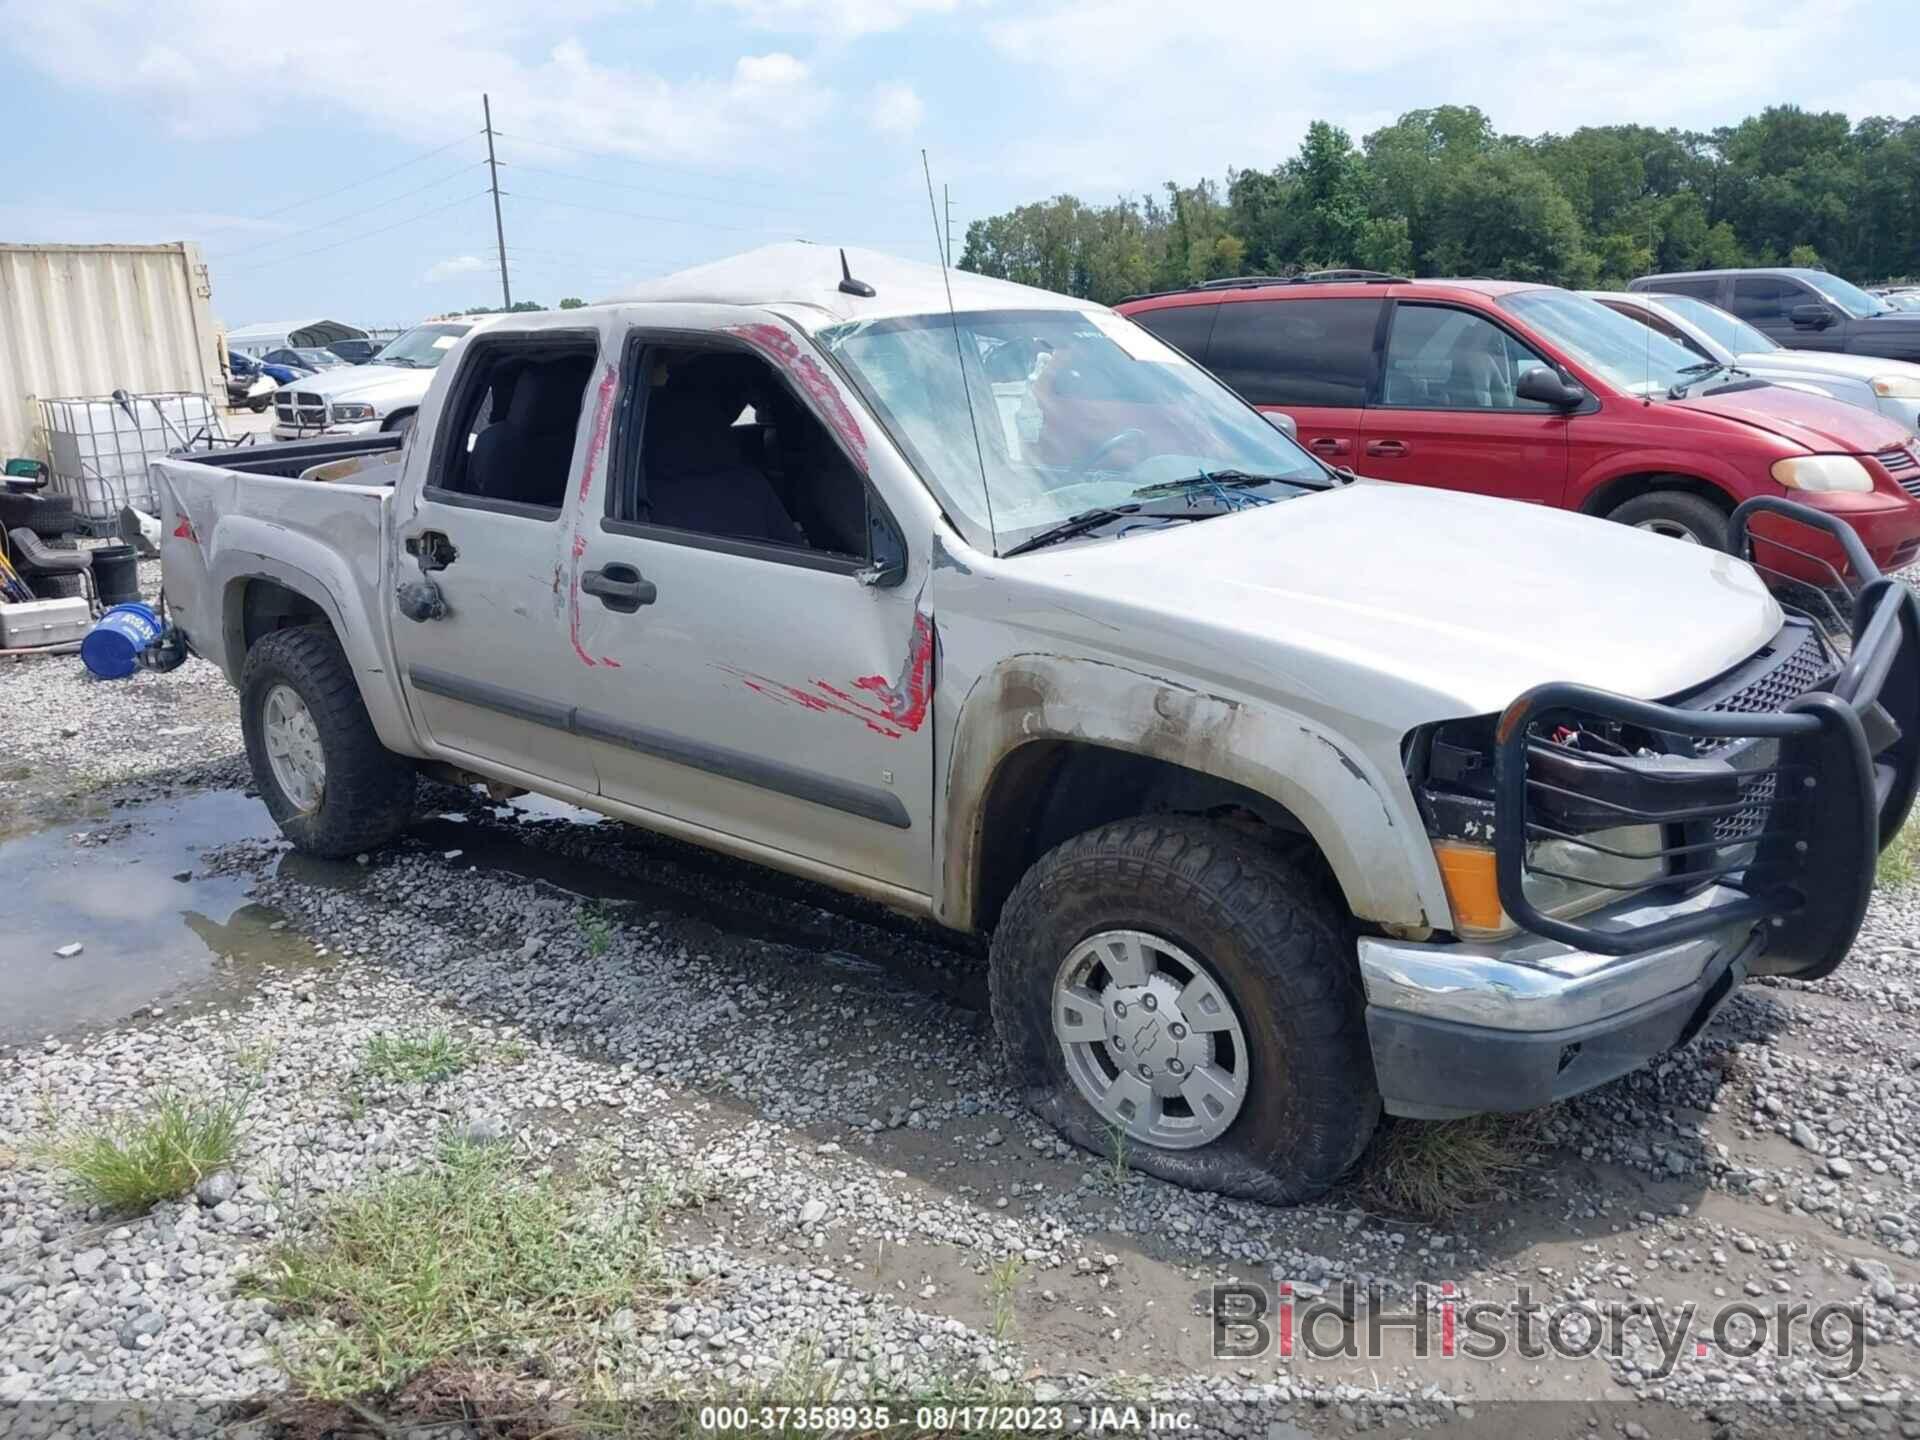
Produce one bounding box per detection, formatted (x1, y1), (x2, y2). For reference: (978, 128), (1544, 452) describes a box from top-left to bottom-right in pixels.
(989, 817), (1379, 1203)
(240, 626), (416, 858)
(1608, 491), (1730, 550)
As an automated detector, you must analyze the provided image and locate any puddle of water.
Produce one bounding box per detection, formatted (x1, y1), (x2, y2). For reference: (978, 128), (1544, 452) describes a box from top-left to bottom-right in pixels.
(0, 789), (320, 1045)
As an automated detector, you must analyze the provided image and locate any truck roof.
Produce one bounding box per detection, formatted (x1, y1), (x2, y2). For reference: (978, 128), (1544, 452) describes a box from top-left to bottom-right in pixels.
(605, 242), (1091, 329)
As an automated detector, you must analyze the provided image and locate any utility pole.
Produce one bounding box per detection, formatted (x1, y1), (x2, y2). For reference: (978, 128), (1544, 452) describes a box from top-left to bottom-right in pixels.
(944, 184), (954, 267)
(483, 93), (512, 310)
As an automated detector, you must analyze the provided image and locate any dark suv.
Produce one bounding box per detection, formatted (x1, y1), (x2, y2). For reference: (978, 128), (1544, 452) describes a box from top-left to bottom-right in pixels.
(1629, 268), (1920, 364)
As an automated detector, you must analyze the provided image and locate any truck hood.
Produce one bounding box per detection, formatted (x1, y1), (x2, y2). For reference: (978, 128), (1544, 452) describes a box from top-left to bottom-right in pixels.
(1013, 482), (1782, 719)
(1737, 347), (1920, 389)
(1672, 380), (1913, 453)
(285, 363), (435, 405)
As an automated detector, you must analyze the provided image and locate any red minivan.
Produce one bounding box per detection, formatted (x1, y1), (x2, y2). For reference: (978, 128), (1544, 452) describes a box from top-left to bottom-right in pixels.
(1117, 276), (1920, 577)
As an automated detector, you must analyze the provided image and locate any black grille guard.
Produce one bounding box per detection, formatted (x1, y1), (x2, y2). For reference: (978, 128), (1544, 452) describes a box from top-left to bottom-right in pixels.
(1493, 498), (1920, 974)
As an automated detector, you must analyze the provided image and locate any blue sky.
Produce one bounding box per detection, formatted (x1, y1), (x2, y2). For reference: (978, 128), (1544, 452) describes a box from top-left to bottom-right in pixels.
(1, 0), (1912, 332)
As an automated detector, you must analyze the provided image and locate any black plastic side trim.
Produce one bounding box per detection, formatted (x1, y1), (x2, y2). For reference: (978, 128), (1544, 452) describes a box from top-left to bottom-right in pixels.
(573, 708), (910, 829)
(405, 666), (910, 829)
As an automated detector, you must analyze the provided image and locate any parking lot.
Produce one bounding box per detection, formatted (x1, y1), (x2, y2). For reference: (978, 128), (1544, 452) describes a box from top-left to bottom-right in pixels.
(3, 549), (1920, 1439)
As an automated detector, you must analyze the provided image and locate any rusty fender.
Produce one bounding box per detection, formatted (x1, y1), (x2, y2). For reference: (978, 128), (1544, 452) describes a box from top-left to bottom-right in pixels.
(938, 654), (1436, 936)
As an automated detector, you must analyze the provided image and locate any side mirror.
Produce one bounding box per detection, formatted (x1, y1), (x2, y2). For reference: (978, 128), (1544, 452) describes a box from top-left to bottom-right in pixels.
(1264, 410), (1299, 439)
(1790, 302), (1834, 330)
(1515, 365), (1588, 409)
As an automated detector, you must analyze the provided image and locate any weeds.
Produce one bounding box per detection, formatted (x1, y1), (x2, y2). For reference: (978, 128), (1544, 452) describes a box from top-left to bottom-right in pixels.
(1878, 823), (1916, 891)
(48, 1092), (247, 1214)
(1105, 1124), (1130, 1189)
(580, 902), (615, 958)
(984, 1253), (1025, 1342)
(247, 1138), (665, 1400)
(1352, 1112), (1545, 1221)
(359, 1029), (471, 1086)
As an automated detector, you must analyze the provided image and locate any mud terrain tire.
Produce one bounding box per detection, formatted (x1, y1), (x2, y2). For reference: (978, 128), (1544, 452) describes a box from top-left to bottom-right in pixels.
(990, 816), (1379, 1204)
(241, 625), (416, 858)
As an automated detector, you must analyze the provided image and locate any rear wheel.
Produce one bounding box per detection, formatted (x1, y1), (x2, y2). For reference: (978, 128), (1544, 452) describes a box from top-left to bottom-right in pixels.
(989, 817), (1379, 1204)
(240, 626), (416, 857)
(1608, 490), (1730, 551)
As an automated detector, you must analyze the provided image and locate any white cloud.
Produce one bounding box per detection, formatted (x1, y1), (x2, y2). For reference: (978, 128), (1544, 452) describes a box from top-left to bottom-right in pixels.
(0, 1), (833, 165)
(867, 82), (925, 135)
(709, 0), (961, 38)
(425, 254), (491, 283)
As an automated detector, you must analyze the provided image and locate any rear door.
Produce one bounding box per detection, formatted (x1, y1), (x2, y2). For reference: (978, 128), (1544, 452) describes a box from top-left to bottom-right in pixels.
(1205, 296), (1380, 467)
(386, 329), (604, 796)
(1360, 301), (1569, 503)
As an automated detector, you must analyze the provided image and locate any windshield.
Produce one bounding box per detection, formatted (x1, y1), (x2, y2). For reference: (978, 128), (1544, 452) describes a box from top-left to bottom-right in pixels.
(375, 323), (472, 369)
(1653, 295), (1779, 356)
(1884, 293), (1920, 313)
(818, 308), (1329, 554)
(291, 348), (341, 367)
(1501, 289), (1707, 396)
(1795, 269), (1891, 319)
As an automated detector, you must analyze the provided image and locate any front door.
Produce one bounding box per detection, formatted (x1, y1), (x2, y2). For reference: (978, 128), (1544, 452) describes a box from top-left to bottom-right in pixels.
(388, 330), (605, 796)
(1361, 301), (1569, 504)
(571, 330), (933, 896)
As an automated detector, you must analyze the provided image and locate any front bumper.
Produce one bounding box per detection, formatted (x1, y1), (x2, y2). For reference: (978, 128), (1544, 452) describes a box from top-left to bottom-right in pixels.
(1360, 886), (1762, 1118)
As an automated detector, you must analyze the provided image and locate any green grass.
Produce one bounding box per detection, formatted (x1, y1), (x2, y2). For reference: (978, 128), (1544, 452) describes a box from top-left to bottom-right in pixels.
(984, 1254), (1025, 1342)
(1104, 1123), (1130, 1189)
(359, 1029), (472, 1086)
(48, 1092), (247, 1214)
(1877, 823), (1916, 891)
(580, 902), (615, 959)
(1352, 1112), (1545, 1221)
(248, 1138), (666, 1400)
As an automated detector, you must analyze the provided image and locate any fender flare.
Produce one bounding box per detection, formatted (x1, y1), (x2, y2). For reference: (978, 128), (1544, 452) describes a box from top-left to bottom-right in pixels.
(209, 521), (421, 757)
(936, 653), (1442, 935)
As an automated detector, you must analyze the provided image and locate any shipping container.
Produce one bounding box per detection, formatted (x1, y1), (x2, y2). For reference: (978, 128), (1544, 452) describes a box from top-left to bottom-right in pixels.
(0, 243), (224, 468)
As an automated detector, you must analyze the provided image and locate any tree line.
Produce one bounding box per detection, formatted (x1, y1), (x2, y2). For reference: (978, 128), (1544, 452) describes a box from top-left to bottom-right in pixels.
(957, 105), (1920, 305)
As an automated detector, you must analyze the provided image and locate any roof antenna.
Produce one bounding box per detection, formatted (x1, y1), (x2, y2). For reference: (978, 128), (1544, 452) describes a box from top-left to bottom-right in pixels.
(837, 248), (875, 298)
(922, 149), (997, 555)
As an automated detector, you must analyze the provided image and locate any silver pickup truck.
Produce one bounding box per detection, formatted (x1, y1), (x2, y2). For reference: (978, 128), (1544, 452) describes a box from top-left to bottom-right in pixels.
(155, 244), (1920, 1202)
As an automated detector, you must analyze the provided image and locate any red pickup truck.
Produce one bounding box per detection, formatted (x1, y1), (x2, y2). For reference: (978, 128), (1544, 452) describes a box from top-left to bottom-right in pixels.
(1118, 275), (1920, 578)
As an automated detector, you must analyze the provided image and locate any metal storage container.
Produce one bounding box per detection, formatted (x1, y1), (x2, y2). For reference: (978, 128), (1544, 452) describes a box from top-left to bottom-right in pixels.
(0, 596), (91, 649)
(0, 243), (224, 469)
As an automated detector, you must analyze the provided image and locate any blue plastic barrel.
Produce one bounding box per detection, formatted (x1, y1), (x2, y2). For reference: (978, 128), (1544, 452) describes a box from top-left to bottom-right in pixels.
(81, 602), (163, 680)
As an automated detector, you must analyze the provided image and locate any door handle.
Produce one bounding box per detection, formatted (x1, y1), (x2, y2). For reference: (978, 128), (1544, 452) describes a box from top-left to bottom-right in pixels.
(581, 563), (657, 613)
(1307, 437), (1351, 457)
(1364, 439), (1410, 458)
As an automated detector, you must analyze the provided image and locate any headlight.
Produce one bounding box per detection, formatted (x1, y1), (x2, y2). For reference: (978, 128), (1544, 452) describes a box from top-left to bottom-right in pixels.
(330, 403), (376, 422)
(1872, 375), (1920, 399)
(1432, 827), (1668, 941)
(1770, 455), (1873, 493)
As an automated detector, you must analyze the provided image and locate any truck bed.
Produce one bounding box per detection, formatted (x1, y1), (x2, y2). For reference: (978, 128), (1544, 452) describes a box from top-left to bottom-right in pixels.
(189, 433), (404, 481)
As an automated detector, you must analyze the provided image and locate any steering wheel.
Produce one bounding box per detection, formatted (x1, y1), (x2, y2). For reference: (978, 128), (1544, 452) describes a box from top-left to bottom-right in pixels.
(1078, 428), (1148, 473)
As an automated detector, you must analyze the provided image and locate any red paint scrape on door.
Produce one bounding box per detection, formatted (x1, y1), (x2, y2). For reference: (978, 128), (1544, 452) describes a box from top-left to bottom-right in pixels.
(725, 323), (869, 473)
(566, 361), (623, 668)
(719, 605), (933, 740)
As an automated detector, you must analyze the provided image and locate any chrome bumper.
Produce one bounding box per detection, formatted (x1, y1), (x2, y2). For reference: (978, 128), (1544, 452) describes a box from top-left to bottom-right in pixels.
(1358, 884), (1758, 1032)
(1359, 886), (1765, 1119)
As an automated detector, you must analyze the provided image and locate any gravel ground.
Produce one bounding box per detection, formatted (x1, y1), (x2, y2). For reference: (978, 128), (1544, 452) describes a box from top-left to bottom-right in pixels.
(6, 605), (1920, 1438)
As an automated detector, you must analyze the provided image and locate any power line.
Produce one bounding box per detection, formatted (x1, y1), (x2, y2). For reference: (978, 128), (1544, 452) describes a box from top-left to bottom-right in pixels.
(210, 162), (488, 262)
(248, 131), (481, 222)
(504, 190), (793, 237)
(223, 191), (491, 273)
(493, 159), (827, 219)
(490, 128), (864, 200)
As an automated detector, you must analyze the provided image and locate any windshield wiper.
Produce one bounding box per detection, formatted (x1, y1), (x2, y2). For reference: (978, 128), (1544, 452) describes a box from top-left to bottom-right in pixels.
(1130, 469), (1294, 499)
(1001, 505), (1143, 557)
(382, 356), (422, 368)
(1667, 360), (1748, 399)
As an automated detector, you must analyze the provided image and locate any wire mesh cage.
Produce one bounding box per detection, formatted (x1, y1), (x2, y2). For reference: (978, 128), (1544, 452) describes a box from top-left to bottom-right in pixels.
(37, 392), (230, 529)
